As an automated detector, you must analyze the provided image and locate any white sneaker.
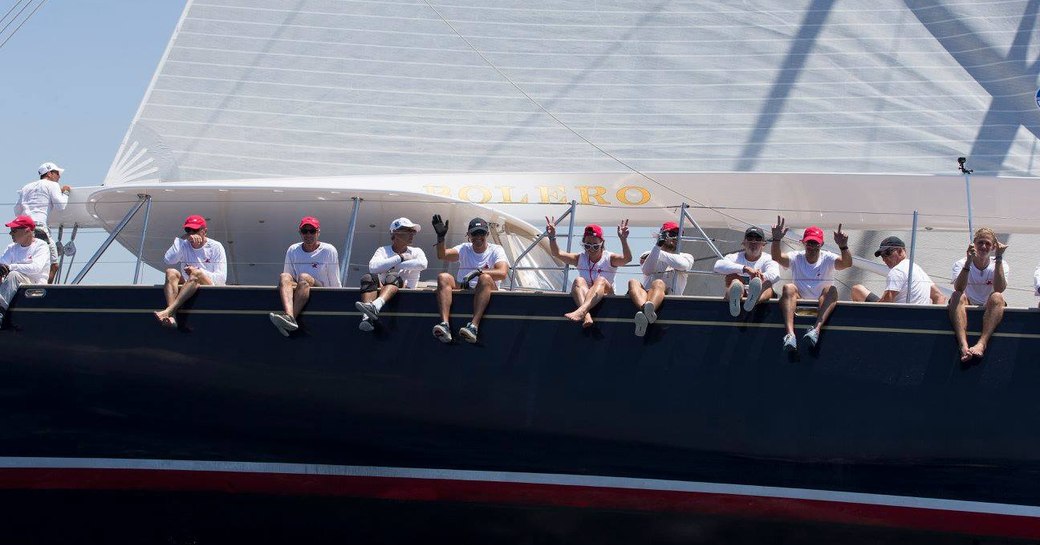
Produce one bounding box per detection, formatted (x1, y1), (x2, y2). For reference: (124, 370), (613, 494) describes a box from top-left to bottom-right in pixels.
(433, 321), (452, 343)
(269, 312), (297, 336)
(358, 319), (374, 332)
(782, 333), (797, 352)
(803, 327), (820, 348)
(744, 277), (763, 312)
(641, 302), (657, 324)
(634, 311), (649, 337)
(459, 322), (479, 344)
(355, 301), (380, 322)
(727, 282), (743, 317)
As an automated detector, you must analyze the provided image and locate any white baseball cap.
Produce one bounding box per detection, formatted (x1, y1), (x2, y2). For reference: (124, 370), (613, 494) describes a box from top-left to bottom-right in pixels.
(389, 217), (421, 233)
(38, 162), (64, 176)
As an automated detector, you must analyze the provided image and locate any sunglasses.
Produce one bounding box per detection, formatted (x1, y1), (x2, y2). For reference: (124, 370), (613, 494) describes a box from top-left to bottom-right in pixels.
(803, 240), (821, 247)
(881, 248), (898, 257)
(184, 228), (200, 234)
(581, 242), (603, 251)
(300, 228), (317, 234)
(745, 236), (764, 242)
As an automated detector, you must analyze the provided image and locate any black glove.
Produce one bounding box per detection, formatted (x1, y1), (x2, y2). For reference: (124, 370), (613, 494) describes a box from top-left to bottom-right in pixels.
(432, 214), (449, 242)
(0, 264), (9, 279)
(462, 269), (481, 286)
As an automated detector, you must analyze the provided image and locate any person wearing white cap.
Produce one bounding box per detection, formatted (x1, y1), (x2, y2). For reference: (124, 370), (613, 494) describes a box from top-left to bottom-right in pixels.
(355, 217), (428, 332)
(13, 162), (71, 283)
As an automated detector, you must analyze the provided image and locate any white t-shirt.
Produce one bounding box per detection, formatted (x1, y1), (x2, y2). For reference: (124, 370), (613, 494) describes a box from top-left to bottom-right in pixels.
(713, 251), (781, 285)
(577, 251), (617, 286)
(368, 245), (428, 289)
(785, 250), (840, 300)
(885, 259), (933, 305)
(0, 239), (49, 284)
(454, 242), (508, 288)
(952, 256), (1009, 305)
(14, 179), (68, 225)
(1034, 262), (1040, 297)
(284, 242), (341, 287)
(640, 246), (694, 294)
(163, 237), (228, 286)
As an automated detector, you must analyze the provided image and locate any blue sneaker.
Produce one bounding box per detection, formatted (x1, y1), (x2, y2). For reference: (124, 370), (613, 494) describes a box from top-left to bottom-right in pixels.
(459, 322), (479, 344)
(433, 321), (452, 343)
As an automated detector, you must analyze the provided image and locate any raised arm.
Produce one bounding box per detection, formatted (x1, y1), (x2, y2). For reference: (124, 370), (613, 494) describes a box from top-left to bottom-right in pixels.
(433, 214), (460, 262)
(609, 219), (632, 267)
(770, 216), (791, 268)
(952, 245), (973, 292)
(992, 241), (1008, 293)
(833, 223), (853, 270)
(544, 216), (579, 266)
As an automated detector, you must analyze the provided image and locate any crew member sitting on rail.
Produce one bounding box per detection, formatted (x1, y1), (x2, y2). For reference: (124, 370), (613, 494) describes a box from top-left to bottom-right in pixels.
(772, 216), (853, 352)
(153, 215), (227, 328)
(355, 217), (427, 332)
(0, 215), (49, 326)
(546, 220), (632, 328)
(432, 215), (508, 344)
(948, 227), (1008, 362)
(1034, 261), (1040, 309)
(627, 221), (693, 337)
(14, 162), (72, 284)
(851, 236), (945, 305)
(269, 216), (341, 336)
(713, 226), (780, 318)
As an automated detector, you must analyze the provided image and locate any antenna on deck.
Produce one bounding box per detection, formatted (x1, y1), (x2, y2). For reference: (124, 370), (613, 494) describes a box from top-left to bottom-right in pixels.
(958, 157), (974, 241)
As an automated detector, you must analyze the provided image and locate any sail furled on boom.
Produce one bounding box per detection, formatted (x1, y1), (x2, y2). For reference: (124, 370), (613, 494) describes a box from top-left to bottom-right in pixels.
(106, 0), (1040, 185)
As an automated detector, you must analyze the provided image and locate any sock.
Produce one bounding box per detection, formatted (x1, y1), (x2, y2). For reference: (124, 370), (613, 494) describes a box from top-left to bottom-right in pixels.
(373, 298), (385, 311)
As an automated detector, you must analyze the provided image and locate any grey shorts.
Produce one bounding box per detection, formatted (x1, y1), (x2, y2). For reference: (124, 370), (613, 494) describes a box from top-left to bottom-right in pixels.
(360, 273), (403, 293)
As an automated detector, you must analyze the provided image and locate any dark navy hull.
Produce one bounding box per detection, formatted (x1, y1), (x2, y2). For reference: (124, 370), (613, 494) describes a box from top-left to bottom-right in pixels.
(1, 285), (1039, 543)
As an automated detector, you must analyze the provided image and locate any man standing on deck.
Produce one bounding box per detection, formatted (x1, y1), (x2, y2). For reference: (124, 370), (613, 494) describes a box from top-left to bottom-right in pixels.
(431, 215), (508, 344)
(153, 215), (227, 328)
(850, 236), (945, 305)
(0, 215), (49, 327)
(355, 217), (427, 332)
(14, 162), (72, 284)
(627, 221), (694, 337)
(947, 227), (1008, 362)
(772, 216), (853, 352)
(269, 216), (341, 336)
(713, 226), (781, 318)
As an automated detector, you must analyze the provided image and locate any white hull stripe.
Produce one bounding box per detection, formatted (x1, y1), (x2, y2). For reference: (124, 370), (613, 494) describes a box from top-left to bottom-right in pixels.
(0, 456), (1037, 518)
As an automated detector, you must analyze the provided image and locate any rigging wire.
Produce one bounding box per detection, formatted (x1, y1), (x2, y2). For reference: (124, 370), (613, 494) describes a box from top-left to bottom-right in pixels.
(419, 0), (755, 230)
(0, 0), (47, 51)
(0, 0), (27, 29)
(0, 0), (30, 39)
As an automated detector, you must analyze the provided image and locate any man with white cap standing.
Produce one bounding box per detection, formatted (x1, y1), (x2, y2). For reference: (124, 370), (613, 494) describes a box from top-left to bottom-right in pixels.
(355, 217), (427, 332)
(153, 214), (227, 328)
(269, 216), (342, 336)
(14, 162), (72, 283)
(0, 215), (49, 327)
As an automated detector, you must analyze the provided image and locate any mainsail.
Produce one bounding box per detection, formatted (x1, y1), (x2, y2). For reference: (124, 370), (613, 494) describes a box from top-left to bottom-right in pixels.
(106, 0), (1040, 185)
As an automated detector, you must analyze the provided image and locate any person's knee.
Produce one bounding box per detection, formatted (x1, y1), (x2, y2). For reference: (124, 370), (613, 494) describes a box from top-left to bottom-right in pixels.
(948, 290), (967, 309)
(627, 278), (641, 291)
(164, 268), (181, 283)
(571, 277), (589, 289)
(298, 273), (316, 287)
(436, 272), (454, 289)
(591, 277), (609, 291)
(987, 292), (1005, 307)
(476, 272), (494, 288)
(851, 284), (868, 302)
(278, 272), (295, 284)
(650, 279), (667, 291)
(781, 284), (798, 298)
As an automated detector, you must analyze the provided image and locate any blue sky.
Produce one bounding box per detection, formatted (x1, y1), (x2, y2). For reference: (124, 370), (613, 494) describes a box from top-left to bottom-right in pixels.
(0, 1), (185, 282)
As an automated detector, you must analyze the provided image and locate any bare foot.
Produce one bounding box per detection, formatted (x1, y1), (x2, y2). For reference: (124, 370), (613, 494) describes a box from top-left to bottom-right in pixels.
(564, 310), (585, 323)
(968, 342), (987, 359)
(154, 311), (176, 328)
(958, 345), (972, 362)
(582, 314), (594, 329)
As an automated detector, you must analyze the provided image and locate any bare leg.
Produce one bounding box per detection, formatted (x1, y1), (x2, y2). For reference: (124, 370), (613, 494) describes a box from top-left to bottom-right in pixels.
(471, 273), (497, 326)
(970, 292), (1005, 357)
(780, 284), (799, 336)
(436, 272), (455, 323)
(277, 273), (297, 316)
(756, 282), (775, 307)
(850, 284), (870, 302)
(628, 279), (647, 307)
(566, 278), (610, 327)
(163, 268), (180, 308)
(813, 286), (839, 331)
(647, 279), (666, 310)
(360, 290), (378, 304)
(569, 277), (589, 307)
(377, 284), (400, 303)
(947, 290), (972, 362)
(48, 263), (58, 284)
(291, 273), (315, 318)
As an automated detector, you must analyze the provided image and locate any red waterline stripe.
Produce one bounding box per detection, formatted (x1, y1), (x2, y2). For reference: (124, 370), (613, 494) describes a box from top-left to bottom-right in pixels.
(0, 467), (1037, 539)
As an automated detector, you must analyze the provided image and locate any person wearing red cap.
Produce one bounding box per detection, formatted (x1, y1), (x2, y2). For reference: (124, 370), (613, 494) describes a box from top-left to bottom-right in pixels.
(269, 216), (342, 336)
(354, 217), (428, 333)
(0, 215), (50, 325)
(771, 215), (852, 352)
(431, 215), (509, 343)
(153, 214), (228, 328)
(14, 162), (72, 283)
(545, 218), (632, 328)
(627, 221), (694, 337)
(713, 225), (781, 318)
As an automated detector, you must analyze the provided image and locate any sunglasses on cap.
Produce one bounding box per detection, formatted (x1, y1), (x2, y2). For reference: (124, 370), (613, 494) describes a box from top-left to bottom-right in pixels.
(581, 242), (603, 251)
(300, 227), (317, 234)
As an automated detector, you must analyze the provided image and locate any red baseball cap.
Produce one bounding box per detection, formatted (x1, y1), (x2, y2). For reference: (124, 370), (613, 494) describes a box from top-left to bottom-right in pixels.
(5, 215), (35, 230)
(583, 224), (604, 239)
(299, 216), (320, 230)
(183, 215), (207, 230)
(661, 221), (679, 232)
(802, 226), (824, 244)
